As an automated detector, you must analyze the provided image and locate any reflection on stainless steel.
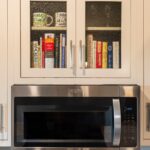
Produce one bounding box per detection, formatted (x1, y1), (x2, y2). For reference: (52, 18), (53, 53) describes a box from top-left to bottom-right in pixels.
(19, 140), (108, 143)
(12, 85), (139, 97)
(13, 147), (139, 150)
(119, 86), (140, 97)
(12, 85), (140, 150)
(113, 99), (121, 146)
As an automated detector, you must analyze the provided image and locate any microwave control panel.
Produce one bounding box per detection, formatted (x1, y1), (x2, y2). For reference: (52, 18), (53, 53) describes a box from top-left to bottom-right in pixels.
(120, 98), (137, 147)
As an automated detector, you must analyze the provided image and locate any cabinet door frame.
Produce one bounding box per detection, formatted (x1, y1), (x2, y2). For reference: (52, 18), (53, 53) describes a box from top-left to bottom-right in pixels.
(143, 0), (150, 142)
(21, 0), (76, 78)
(0, 0), (8, 144)
(76, 0), (131, 78)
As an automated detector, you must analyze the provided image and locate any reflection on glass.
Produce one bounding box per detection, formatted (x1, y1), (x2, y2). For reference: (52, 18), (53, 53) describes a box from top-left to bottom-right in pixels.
(86, 2), (121, 69)
(104, 4), (112, 27)
(30, 1), (67, 69)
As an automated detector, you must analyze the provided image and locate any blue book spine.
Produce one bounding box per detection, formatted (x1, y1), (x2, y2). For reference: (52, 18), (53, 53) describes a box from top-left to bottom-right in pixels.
(108, 42), (113, 68)
(61, 34), (66, 68)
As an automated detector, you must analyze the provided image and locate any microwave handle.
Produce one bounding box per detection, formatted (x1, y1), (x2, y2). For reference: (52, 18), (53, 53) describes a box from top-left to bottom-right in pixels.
(113, 99), (121, 146)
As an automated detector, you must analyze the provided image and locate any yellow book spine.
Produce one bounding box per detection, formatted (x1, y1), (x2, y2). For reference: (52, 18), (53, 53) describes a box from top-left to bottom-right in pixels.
(102, 42), (108, 68)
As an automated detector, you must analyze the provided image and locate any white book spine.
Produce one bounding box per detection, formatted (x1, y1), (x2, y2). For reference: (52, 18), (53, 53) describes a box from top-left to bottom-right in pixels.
(92, 41), (97, 68)
(87, 34), (93, 68)
(45, 58), (54, 68)
(32, 41), (39, 68)
(113, 41), (119, 69)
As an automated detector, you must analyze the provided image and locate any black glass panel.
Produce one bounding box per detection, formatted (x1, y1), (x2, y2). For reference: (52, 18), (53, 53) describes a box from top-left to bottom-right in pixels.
(14, 97), (114, 147)
(14, 97), (138, 147)
(24, 111), (112, 140)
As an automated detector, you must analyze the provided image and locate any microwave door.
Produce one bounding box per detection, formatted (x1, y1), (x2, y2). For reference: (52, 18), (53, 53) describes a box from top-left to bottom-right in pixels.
(112, 99), (121, 146)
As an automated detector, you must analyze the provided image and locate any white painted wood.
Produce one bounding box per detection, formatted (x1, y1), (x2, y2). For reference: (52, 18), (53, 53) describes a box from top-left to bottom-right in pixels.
(86, 27), (121, 31)
(143, 0), (150, 145)
(76, 0), (131, 78)
(21, 0), (76, 77)
(10, 0), (143, 85)
(0, 0), (8, 145)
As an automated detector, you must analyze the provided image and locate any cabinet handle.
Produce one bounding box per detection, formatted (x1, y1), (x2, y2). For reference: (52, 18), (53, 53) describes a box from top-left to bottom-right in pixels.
(82, 45), (86, 76)
(80, 40), (82, 68)
(70, 40), (73, 68)
(72, 45), (76, 76)
(80, 40), (86, 76)
(147, 103), (150, 131)
(0, 104), (3, 130)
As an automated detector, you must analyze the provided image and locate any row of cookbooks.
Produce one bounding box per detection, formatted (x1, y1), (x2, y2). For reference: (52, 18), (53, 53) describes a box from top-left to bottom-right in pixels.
(87, 34), (120, 68)
(31, 33), (66, 68)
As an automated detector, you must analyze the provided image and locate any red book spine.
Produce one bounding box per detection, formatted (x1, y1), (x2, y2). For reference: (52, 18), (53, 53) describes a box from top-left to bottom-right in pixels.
(42, 38), (45, 68)
(96, 41), (102, 68)
(44, 33), (55, 52)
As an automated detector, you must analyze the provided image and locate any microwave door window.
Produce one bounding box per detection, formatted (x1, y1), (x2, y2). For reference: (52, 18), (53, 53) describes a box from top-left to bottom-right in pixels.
(104, 107), (113, 145)
(15, 97), (114, 147)
(23, 110), (113, 146)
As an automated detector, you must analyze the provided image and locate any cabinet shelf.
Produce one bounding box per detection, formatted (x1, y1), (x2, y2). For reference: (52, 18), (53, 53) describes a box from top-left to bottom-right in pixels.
(31, 26), (67, 31)
(86, 27), (121, 31)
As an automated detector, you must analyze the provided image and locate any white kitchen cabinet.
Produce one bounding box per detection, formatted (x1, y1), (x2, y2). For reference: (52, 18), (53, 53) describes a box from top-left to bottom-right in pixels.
(9, 0), (143, 85)
(76, 0), (130, 78)
(13, 0), (130, 78)
(142, 0), (150, 145)
(21, 0), (76, 78)
(0, 0), (9, 146)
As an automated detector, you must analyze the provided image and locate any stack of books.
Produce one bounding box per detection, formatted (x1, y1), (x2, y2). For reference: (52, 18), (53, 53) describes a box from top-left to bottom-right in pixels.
(87, 34), (120, 69)
(31, 33), (66, 68)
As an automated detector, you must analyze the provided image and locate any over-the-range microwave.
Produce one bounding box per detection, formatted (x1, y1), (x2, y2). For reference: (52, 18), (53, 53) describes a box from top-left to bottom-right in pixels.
(11, 85), (140, 150)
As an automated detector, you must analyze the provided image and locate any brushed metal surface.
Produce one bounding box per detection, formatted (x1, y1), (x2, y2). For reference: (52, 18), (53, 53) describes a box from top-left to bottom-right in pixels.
(11, 85), (140, 150)
(11, 85), (140, 97)
(13, 147), (139, 150)
(11, 85), (121, 97)
(119, 85), (140, 97)
(119, 85), (140, 150)
(112, 99), (121, 146)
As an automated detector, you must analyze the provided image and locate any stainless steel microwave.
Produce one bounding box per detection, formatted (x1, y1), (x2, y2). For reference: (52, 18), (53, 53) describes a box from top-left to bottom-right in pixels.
(11, 85), (140, 150)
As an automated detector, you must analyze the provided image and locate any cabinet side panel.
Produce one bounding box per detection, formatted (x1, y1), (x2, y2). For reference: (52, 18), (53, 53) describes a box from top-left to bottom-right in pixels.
(0, 0), (8, 144)
(143, 0), (150, 144)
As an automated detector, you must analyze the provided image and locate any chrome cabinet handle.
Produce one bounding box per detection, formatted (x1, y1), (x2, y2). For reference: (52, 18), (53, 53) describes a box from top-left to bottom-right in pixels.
(72, 45), (76, 76)
(80, 40), (86, 75)
(113, 99), (121, 146)
(82, 45), (86, 75)
(80, 40), (83, 68)
(0, 104), (3, 130)
(70, 40), (76, 76)
(69, 40), (73, 68)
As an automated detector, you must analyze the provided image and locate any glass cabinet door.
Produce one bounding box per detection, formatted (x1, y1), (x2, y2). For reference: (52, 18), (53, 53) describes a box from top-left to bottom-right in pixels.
(21, 0), (75, 77)
(76, 0), (130, 77)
